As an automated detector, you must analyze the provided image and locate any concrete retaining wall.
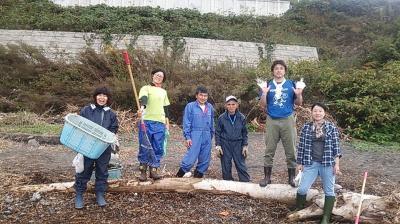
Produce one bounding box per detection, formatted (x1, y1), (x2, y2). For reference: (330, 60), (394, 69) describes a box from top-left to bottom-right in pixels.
(0, 29), (318, 65)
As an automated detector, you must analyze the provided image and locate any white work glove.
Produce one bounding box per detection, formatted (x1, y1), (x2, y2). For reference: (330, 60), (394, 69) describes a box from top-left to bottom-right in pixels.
(256, 78), (268, 88)
(137, 105), (145, 118)
(215, 145), (223, 158)
(294, 170), (303, 187)
(242, 146), (248, 159)
(296, 78), (306, 89)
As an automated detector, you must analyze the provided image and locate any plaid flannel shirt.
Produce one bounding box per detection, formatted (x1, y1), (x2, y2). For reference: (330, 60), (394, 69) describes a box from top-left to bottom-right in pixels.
(297, 121), (342, 166)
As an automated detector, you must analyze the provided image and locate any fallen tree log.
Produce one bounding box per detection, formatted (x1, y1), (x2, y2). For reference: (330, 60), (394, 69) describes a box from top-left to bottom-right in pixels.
(11, 178), (389, 223)
(11, 178), (319, 203)
(287, 192), (388, 223)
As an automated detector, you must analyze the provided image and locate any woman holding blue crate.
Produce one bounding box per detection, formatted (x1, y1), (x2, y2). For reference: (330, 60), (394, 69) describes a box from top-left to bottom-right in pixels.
(74, 86), (119, 209)
(295, 103), (342, 224)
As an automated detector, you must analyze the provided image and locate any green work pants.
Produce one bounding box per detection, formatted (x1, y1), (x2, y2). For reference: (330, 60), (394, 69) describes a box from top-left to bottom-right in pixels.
(264, 114), (297, 168)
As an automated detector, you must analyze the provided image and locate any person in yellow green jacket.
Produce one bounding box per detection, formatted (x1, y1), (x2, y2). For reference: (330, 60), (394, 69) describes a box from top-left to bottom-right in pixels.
(137, 69), (170, 181)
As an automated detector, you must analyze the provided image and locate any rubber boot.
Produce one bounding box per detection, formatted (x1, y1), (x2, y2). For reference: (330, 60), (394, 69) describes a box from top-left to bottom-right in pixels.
(288, 168), (296, 187)
(75, 192), (84, 209)
(320, 196), (335, 224)
(193, 170), (204, 178)
(138, 164), (148, 182)
(259, 167), (272, 187)
(295, 193), (307, 211)
(149, 167), (162, 180)
(96, 192), (107, 207)
(176, 168), (185, 177)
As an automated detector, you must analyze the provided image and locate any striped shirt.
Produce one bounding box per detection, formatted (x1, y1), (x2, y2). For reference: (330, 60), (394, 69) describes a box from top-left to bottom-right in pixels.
(297, 121), (342, 166)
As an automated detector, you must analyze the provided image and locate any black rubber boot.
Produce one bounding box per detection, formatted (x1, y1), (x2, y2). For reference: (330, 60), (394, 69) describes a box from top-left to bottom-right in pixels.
(295, 193), (307, 211)
(320, 196), (335, 224)
(149, 167), (162, 180)
(138, 164), (148, 182)
(193, 170), (204, 178)
(75, 192), (84, 209)
(288, 168), (296, 187)
(176, 168), (185, 177)
(95, 191), (106, 207)
(259, 167), (272, 187)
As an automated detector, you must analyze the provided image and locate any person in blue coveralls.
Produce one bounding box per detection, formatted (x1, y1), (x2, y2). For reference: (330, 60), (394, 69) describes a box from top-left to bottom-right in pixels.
(259, 59), (304, 188)
(137, 69), (170, 181)
(215, 95), (250, 182)
(74, 86), (119, 209)
(176, 86), (215, 178)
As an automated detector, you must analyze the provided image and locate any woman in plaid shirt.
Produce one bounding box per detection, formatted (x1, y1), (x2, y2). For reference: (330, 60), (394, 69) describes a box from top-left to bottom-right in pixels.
(295, 103), (342, 224)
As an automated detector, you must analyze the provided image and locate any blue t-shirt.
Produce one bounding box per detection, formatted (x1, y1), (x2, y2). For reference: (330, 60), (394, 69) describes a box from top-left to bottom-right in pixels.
(265, 80), (296, 119)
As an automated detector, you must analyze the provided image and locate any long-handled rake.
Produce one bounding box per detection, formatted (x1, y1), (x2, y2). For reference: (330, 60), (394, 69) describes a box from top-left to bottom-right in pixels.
(122, 50), (156, 164)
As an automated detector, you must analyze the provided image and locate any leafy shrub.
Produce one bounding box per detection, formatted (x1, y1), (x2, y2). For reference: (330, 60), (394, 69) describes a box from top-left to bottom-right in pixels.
(288, 60), (400, 143)
(1, 43), (400, 142)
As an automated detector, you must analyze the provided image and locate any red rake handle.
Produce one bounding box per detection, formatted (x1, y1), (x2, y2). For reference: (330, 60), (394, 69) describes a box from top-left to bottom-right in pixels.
(122, 50), (140, 110)
(122, 50), (131, 65)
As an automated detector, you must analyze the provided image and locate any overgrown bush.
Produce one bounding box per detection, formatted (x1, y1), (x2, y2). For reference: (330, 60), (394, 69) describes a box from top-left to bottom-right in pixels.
(1, 43), (400, 142)
(0, 43), (259, 123)
(288, 60), (400, 143)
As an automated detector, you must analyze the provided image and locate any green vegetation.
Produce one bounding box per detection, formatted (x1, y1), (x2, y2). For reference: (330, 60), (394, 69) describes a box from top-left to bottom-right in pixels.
(0, 112), (62, 135)
(0, 123), (62, 135)
(0, 0), (400, 143)
(347, 139), (400, 152)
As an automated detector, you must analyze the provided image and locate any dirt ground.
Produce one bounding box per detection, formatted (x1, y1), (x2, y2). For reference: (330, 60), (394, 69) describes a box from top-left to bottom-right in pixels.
(0, 126), (399, 223)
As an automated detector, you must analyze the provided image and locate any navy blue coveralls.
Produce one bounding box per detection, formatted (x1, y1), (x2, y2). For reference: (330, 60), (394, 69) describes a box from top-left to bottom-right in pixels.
(75, 104), (119, 194)
(215, 110), (250, 182)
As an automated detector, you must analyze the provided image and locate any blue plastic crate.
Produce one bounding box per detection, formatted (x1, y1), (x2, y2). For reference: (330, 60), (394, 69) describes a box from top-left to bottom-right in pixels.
(60, 114), (116, 159)
(90, 165), (123, 181)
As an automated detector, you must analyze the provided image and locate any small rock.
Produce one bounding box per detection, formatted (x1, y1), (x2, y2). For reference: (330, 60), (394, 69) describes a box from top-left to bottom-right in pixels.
(28, 139), (40, 147)
(48, 208), (55, 214)
(3, 210), (12, 215)
(40, 200), (50, 206)
(4, 195), (13, 203)
(30, 192), (41, 202)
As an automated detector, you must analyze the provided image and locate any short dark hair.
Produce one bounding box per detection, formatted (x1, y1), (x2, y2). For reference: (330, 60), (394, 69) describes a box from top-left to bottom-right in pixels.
(93, 86), (112, 105)
(270, 60), (287, 72)
(195, 86), (208, 95)
(151, 68), (166, 82)
(311, 102), (328, 112)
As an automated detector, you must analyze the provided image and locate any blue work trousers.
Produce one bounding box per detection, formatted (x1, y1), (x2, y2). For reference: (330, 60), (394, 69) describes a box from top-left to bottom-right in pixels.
(297, 161), (336, 197)
(137, 120), (166, 168)
(180, 131), (212, 174)
(220, 140), (250, 182)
